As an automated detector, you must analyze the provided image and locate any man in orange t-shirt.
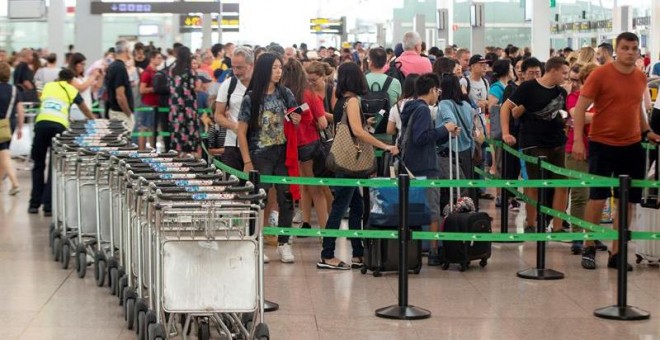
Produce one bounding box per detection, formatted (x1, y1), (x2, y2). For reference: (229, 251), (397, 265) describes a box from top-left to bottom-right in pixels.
(573, 32), (660, 271)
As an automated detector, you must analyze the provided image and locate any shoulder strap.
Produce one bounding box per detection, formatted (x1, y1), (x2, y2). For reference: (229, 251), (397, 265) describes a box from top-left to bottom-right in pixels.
(482, 77), (489, 90)
(226, 77), (238, 109)
(450, 100), (471, 140)
(382, 76), (393, 93)
(6, 86), (16, 118)
(464, 76), (471, 95)
(342, 96), (364, 139)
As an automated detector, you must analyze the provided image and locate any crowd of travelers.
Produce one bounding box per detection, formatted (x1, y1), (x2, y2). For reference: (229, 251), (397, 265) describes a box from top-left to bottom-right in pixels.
(1, 30), (658, 271)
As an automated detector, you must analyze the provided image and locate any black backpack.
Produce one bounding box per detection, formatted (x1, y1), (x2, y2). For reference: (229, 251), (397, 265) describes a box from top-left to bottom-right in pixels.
(385, 60), (405, 84)
(361, 76), (393, 134)
(152, 65), (172, 106)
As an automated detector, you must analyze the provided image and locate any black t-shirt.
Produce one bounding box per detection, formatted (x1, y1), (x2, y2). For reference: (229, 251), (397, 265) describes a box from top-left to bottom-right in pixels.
(13, 62), (34, 89)
(0, 84), (23, 120)
(508, 79), (567, 148)
(135, 57), (150, 70)
(105, 60), (134, 112)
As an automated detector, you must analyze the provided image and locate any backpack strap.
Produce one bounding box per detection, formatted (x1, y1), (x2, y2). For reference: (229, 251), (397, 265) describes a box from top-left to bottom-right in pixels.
(225, 77), (238, 110)
(382, 76), (393, 93)
(5, 85), (16, 118)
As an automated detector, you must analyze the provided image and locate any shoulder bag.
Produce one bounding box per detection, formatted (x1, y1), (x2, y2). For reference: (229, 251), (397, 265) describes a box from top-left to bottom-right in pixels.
(325, 97), (377, 177)
(0, 86), (17, 143)
(450, 100), (483, 166)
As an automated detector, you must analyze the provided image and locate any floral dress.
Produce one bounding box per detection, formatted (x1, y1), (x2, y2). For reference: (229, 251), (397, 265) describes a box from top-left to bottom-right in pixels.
(168, 70), (199, 153)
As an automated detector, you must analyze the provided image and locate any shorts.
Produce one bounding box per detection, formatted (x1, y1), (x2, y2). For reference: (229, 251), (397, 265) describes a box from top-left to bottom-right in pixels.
(425, 187), (442, 222)
(298, 140), (320, 162)
(108, 109), (135, 132)
(588, 141), (644, 204)
(522, 145), (566, 180)
(134, 107), (155, 131)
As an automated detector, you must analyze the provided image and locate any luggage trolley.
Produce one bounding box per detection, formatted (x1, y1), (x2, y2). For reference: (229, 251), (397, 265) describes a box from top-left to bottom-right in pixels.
(150, 188), (269, 340)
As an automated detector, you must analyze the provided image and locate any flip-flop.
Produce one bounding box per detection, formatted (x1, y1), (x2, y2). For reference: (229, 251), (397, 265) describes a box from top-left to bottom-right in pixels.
(316, 258), (350, 270)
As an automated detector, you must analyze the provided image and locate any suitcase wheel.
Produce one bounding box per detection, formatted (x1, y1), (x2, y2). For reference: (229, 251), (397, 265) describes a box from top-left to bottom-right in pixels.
(360, 267), (367, 275)
(479, 258), (488, 267)
(412, 267), (421, 275)
(373, 270), (382, 277)
(636, 255), (643, 264)
(459, 262), (469, 272)
(441, 262), (449, 270)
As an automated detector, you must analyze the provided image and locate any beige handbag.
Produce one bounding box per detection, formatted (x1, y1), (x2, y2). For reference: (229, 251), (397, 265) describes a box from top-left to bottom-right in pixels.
(325, 97), (376, 177)
(0, 86), (16, 144)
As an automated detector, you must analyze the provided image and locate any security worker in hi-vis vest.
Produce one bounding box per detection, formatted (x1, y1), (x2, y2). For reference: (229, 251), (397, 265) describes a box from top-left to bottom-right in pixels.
(28, 68), (94, 216)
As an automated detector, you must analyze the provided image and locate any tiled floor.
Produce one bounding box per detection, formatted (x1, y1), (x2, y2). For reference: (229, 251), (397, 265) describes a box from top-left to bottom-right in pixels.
(1, 171), (659, 340)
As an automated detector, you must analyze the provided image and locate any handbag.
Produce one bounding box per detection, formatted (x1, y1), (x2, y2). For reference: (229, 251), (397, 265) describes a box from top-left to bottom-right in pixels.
(325, 97), (377, 177)
(0, 86), (17, 143)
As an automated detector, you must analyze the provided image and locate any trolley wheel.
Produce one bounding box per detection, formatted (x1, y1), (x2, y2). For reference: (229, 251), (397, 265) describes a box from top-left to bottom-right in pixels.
(479, 258), (488, 267)
(254, 323), (269, 340)
(61, 243), (70, 270)
(136, 310), (145, 339)
(95, 260), (107, 287)
(459, 262), (468, 272)
(76, 247), (87, 278)
(147, 323), (166, 340)
(372, 270), (382, 277)
(109, 267), (118, 296)
(125, 298), (135, 330)
(198, 319), (211, 340)
(636, 254), (643, 264)
(441, 262), (450, 270)
(360, 267), (367, 275)
(118, 275), (128, 306)
(53, 237), (62, 262)
(49, 223), (55, 248)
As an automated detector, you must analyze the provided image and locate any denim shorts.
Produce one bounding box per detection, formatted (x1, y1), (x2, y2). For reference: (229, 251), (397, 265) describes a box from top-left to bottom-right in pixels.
(134, 108), (155, 131)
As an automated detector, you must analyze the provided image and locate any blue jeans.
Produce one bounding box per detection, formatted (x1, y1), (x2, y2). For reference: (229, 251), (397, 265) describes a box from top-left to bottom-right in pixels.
(321, 176), (364, 260)
(251, 145), (294, 244)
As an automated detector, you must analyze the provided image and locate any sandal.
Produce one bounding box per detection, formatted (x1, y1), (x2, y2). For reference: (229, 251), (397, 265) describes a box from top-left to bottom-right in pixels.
(316, 258), (350, 270)
(9, 187), (19, 196)
(351, 257), (364, 269)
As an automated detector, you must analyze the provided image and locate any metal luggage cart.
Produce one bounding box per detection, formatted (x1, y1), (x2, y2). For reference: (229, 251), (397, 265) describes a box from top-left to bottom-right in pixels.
(148, 188), (269, 340)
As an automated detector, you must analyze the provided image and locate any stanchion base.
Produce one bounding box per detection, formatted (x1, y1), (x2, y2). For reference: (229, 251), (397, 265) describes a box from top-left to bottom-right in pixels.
(594, 305), (650, 321)
(516, 268), (564, 280)
(264, 300), (279, 312)
(375, 305), (431, 320)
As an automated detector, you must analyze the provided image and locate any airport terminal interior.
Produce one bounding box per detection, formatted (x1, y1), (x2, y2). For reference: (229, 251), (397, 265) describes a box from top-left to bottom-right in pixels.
(0, 0), (660, 339)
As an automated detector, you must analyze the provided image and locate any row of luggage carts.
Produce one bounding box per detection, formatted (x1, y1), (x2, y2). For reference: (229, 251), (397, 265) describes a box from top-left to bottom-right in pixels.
(47, 119), (270, 340)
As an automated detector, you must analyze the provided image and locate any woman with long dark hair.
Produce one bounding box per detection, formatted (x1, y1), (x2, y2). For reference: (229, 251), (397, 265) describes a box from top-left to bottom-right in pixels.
(169, 46), (199, 155)
(237, 52), (301, 263)
(281, 59), (330, 233)
(317, 62), (399, 270)
(68, 53), (102, 120)
(386, 73), (419, 137)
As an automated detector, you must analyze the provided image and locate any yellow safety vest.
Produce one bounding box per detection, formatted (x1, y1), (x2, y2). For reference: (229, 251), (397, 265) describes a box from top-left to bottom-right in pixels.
(36, 81), (79, 128)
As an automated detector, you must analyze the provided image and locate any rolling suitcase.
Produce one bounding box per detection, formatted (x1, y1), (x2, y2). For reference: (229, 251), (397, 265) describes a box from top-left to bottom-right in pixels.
(633, 144), (660, 264)
(361, 225), (423, 277)
(440, 136), (492, 272)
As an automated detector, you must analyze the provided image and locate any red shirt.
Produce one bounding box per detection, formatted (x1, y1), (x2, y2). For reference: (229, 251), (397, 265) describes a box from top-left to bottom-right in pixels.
(565, 90), (590, 154)
(140, 66), (159, 107)
(297, 90), (326, 146)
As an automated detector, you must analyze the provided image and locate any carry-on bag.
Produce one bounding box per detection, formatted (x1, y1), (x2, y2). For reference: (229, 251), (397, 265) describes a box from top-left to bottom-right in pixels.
(440, 136), (492, 272)
(633, 144), (660, 264)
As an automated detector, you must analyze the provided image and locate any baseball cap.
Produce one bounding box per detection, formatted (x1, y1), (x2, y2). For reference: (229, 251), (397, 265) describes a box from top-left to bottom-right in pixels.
(469, 54), (488, 66)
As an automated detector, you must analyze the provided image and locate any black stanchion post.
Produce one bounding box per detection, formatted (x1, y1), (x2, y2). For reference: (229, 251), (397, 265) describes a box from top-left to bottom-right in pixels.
(517, 156), (564, 280)
(594, 175), (650, 320)
(249, 170), (280, 313)
(500, 147), (509, 234)
(375, 174), (430, 320)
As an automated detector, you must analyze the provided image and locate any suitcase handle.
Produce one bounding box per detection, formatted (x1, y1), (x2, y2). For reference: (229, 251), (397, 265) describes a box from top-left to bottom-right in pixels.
(448, 135), (460, 213)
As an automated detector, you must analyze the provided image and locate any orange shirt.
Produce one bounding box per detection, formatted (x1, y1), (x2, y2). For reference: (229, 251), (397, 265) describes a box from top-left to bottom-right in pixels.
(580, 63), (647, 146)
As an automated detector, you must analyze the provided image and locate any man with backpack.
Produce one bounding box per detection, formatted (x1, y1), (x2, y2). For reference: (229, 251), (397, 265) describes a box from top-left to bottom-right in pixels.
(364, 48), (401, 133)
(151, 54), (172, 151)
(214, 46), (254, 171)
(385, 32), (432, 83)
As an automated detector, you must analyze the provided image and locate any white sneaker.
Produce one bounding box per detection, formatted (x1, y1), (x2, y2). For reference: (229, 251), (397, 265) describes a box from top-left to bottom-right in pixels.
(268, 211), (279, 227)
(263, 254), (270, 263)
(292, 209), (302, 224)
(277, 243), (295, 263)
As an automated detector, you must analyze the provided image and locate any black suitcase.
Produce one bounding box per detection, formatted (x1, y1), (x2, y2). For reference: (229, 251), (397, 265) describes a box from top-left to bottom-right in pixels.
(440, 135), (492, 272)
(361, 226), (423, 277)
(440, 212), (492, 271)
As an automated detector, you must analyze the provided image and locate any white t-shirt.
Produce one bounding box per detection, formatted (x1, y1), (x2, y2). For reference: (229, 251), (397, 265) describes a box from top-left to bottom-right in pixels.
(388, 98), (435, 140)
(459, 76), (490, 104)
(70, 76), (92, 121)
(216, 77), (247, 147)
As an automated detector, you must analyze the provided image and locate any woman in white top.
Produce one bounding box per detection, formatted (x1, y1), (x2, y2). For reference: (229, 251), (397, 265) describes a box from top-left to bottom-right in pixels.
(386, 73), (419, 138)
(68, 53), (102, 120)
(34, 53), (60, 92)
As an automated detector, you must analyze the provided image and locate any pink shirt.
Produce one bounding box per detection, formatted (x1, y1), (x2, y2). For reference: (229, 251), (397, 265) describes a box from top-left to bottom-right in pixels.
(384, 51), (432, 77)
(565, 90), (590, 154)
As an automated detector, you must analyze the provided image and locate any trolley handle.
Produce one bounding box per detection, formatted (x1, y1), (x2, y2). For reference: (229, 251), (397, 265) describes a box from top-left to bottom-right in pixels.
(223, 182), (255, 193)
(155, 189), (266, 203)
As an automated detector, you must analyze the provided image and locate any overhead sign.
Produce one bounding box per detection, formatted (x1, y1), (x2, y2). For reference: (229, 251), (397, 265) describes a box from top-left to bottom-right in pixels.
(179, 15), (240, 33)
(90, 1), (221, 15)
(309, 18), (344, 35)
